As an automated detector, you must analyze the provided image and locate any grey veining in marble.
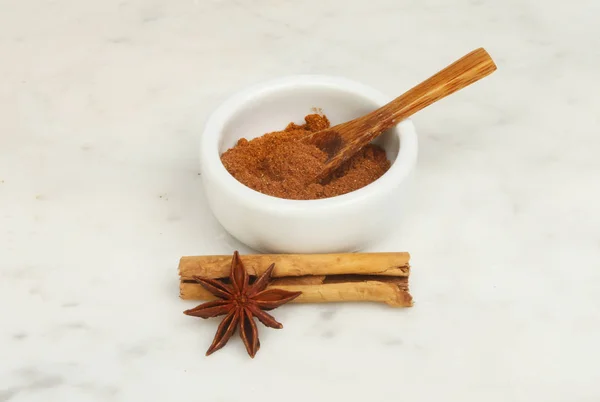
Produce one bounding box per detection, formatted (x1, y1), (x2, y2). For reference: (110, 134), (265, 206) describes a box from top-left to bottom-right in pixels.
(1, 0), (600, 401)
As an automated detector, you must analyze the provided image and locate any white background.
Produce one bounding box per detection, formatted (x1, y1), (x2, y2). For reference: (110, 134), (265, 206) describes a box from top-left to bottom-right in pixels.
(1, 0), (599, 401)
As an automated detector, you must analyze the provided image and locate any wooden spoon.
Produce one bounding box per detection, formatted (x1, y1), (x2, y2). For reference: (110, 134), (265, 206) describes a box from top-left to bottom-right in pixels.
(303, 47), (497, 182)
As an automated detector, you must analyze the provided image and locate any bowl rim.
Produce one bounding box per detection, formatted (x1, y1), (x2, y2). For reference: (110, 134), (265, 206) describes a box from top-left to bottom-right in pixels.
(200, 74), (418, 213)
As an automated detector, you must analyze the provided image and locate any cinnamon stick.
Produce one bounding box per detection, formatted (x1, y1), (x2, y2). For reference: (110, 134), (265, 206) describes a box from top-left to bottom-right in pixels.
(178, 252), (413, 307)
(179, 252), (410, 280)
(180, 276), (412, 307)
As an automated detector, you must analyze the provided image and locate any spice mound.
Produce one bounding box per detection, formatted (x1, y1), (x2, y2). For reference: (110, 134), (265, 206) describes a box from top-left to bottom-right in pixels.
(220, 114), (391, 200)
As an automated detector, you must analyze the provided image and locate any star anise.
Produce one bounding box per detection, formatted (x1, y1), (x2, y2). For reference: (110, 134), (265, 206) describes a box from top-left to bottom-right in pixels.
(184, 251), (302, 358)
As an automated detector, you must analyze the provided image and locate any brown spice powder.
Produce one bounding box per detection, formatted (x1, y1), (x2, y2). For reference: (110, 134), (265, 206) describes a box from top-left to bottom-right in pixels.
(220, 114), (390, 200)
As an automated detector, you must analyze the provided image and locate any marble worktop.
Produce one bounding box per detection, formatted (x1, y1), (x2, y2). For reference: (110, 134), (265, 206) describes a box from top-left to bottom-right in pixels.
(1, 0), (599, 401)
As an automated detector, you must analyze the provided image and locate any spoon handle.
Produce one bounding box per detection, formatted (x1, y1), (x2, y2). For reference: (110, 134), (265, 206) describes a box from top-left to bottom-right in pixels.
(365, 47), (497, 132)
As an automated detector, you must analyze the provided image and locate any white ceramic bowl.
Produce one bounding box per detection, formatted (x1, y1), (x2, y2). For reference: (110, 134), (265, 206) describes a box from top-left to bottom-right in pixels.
(200, 75), (418, 253)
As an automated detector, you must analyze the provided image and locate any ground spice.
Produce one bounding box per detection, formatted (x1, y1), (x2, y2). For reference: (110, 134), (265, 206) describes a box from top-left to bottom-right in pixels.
(220, 114), (391, 200)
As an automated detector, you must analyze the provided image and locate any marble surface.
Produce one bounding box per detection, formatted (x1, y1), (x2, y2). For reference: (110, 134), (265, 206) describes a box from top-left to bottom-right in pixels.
(1, 0), (600, 401)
